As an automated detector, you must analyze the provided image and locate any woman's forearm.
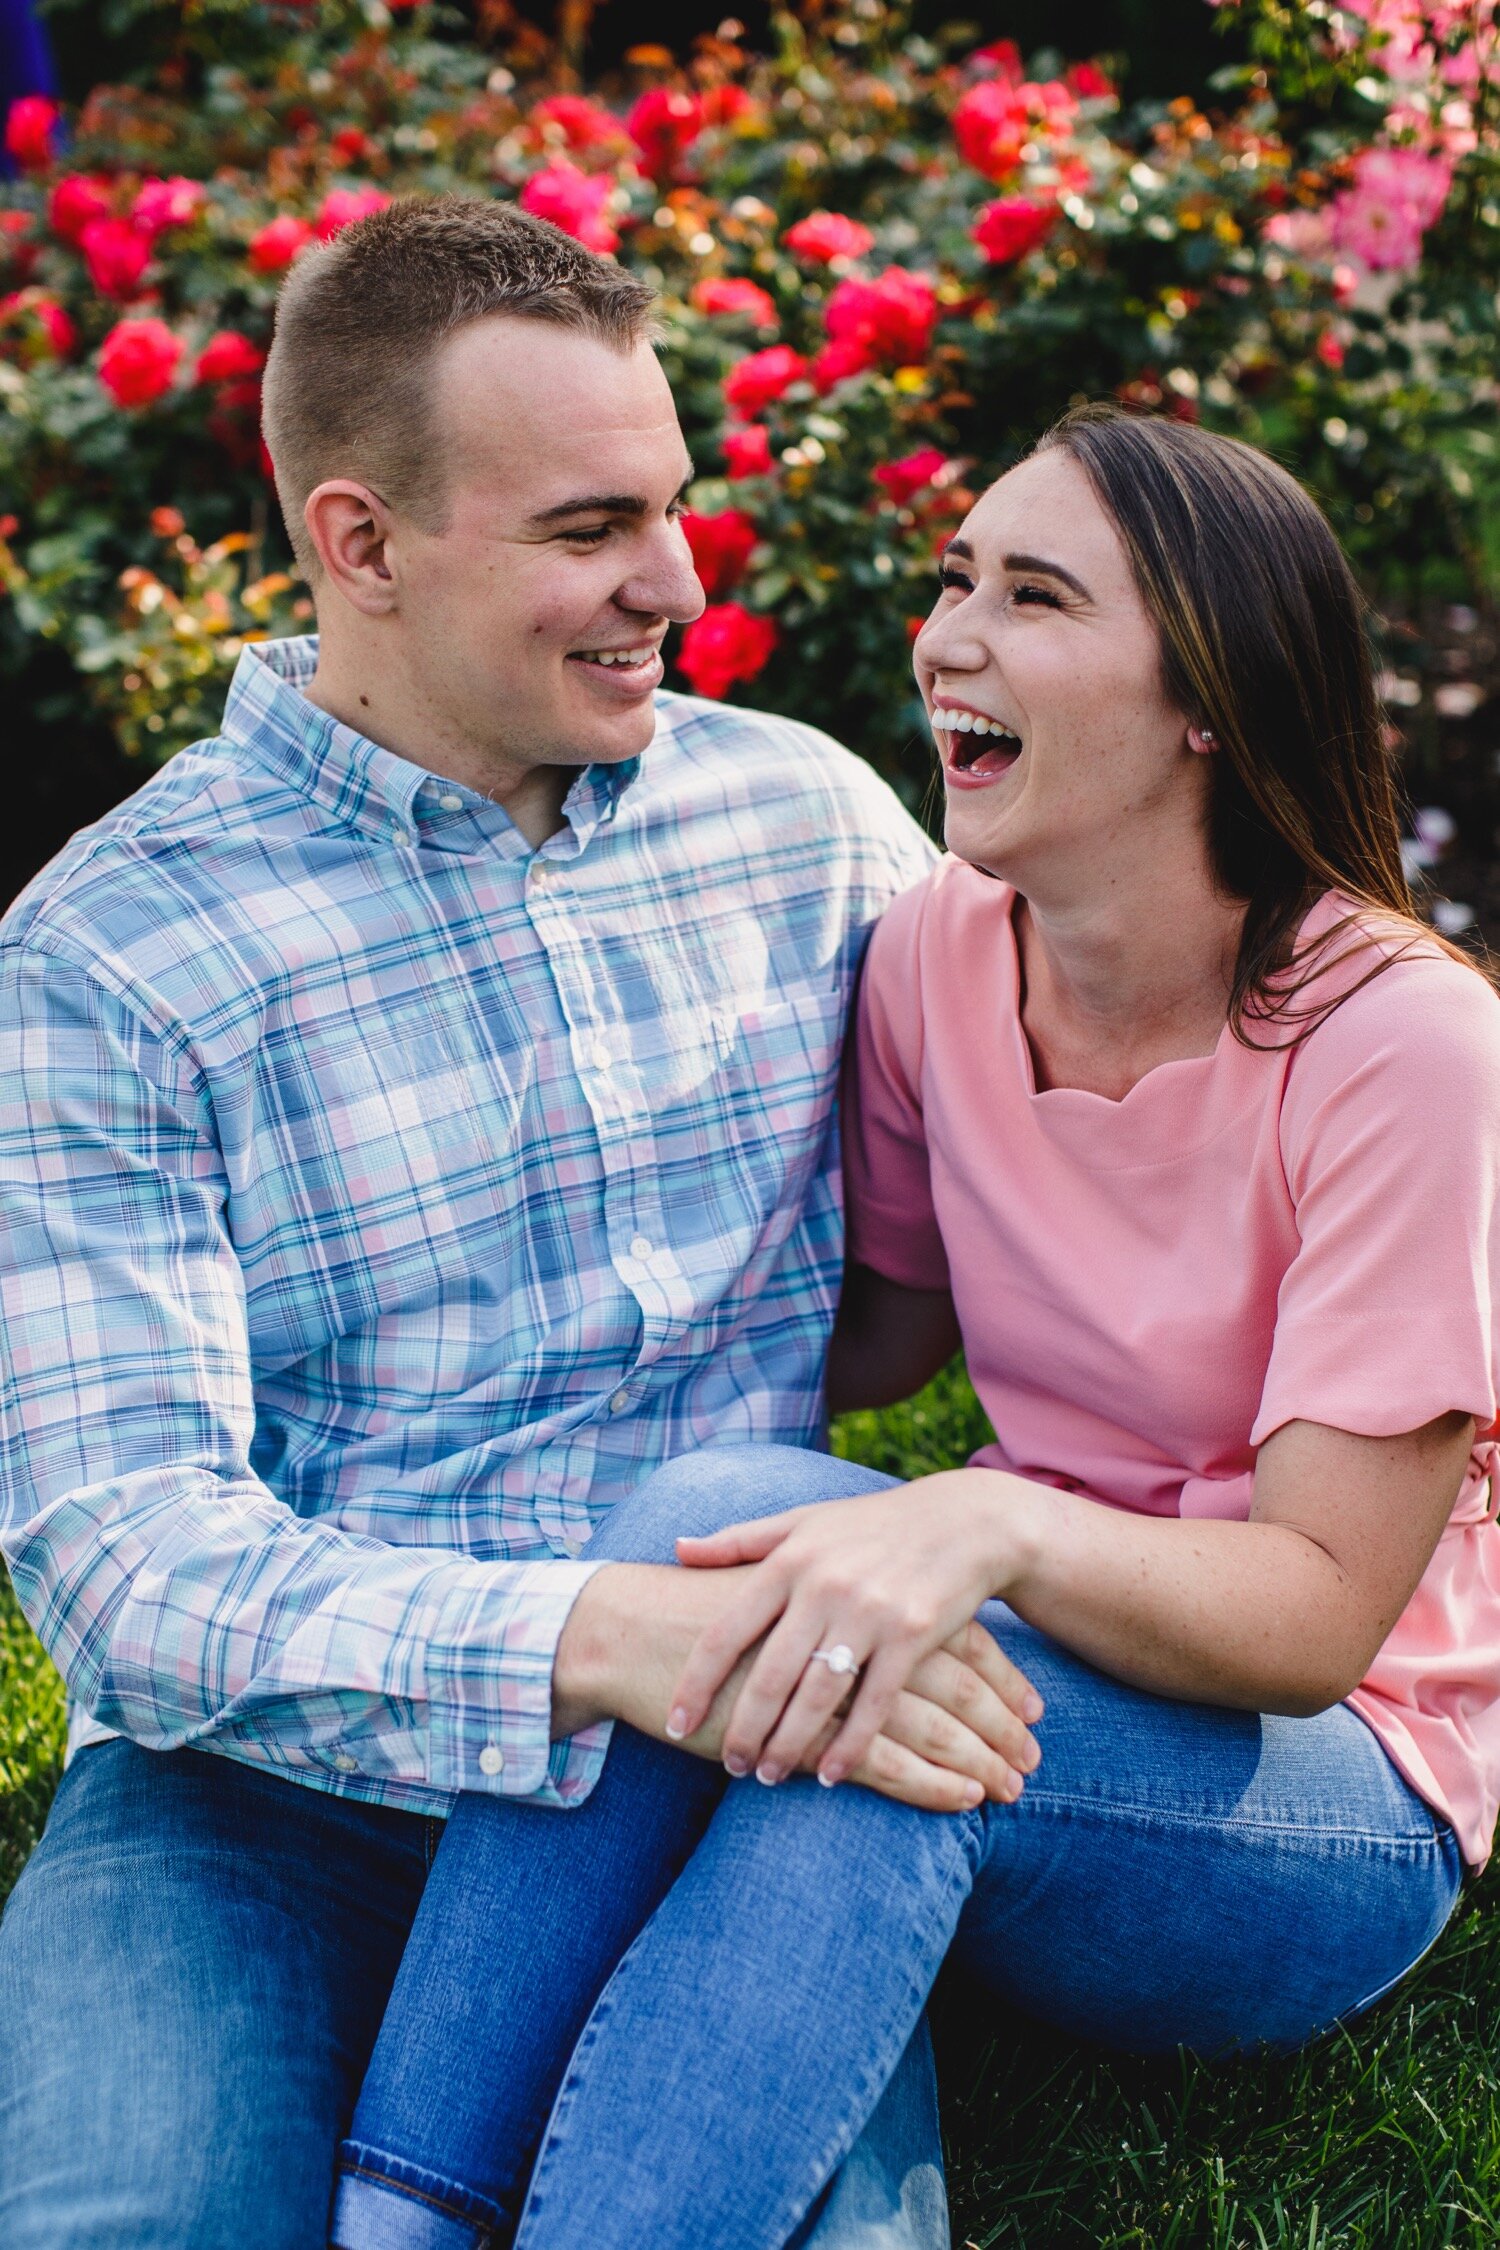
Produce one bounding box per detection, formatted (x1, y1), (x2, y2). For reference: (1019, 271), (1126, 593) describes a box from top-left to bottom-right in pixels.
(981, 1475), (1382, 1717)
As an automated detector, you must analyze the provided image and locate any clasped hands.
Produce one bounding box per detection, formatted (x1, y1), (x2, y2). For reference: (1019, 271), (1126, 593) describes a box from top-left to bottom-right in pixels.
(656, 1469), (1045, 1813)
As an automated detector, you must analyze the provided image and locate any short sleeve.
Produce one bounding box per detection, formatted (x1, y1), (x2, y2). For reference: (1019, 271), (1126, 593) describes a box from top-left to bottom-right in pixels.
(842, 878), (951, 1291)
(1253, 952), (1500, 1447)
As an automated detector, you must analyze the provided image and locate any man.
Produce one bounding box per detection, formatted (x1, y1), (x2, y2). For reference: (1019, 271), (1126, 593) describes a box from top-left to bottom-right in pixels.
(0, 197), (999, 2245)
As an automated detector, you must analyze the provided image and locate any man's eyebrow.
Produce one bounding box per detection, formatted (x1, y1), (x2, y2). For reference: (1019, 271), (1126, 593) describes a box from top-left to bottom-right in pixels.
(527, 469), (696, 528)
(1004, 550), (1090, 598)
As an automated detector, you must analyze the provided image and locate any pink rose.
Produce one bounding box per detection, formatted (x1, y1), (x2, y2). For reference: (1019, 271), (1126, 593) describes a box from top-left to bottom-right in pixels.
(248, 215), (315, 274)
(98, 316), (183, 406)
(783, 210), (874, 264)
(519, 160), (619, 254)
(874, 449), (949, 507)
(690, 275), (777, 327)
(677, 602), (778, 700)
(972, 196), (1054, 265)
(824, 267), (939, 366)
(4, 95), (58, 172)
(681, 508), (758, 599)
(722, 343), (807, 419)
(1329, 145), (1453, 271)
(627, 88), (704, 180)
(49, 173), (113, 245)
(196, 329), (266, 385)
(132, 176), (205, 241)
(531, 95), (619, 151)
(316, 187), (392, 243)
(81, 216), (151, 301)
(722, 424), (774, 479)
(952, 80), (1028, 180)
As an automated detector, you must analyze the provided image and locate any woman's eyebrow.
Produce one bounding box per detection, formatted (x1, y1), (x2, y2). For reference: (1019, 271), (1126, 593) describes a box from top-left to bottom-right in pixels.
(1004, 550), (1091, 598)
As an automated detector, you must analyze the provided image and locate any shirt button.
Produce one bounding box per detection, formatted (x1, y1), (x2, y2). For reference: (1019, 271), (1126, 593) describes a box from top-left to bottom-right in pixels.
(629, 1235), (653, 1259)
(392, 827), (412, 847)
(478, 1745), (505, 1777)
(609, 1389), (630, 1414)
(592, 1041), (613, 1071)
(530, 863), (551, 885)
(438, 793), (463, 812)
(330, 1752), (357, 1773)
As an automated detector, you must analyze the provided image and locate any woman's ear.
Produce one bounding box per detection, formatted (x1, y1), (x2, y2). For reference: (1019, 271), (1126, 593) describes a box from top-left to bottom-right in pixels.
(1186, 723), (1218, 756)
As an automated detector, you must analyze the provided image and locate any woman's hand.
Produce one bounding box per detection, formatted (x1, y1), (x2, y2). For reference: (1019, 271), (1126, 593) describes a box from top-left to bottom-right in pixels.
(667, 1471), (1045, 1790)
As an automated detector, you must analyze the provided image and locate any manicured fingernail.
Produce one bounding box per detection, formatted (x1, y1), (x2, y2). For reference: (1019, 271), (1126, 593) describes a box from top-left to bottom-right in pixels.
(665, 1709), (689, 1740)
(817, 1764), (844, 1789)
(1024, 1692), (1044, 1721)
(756, 1762), (783, 1786)
(963, 1779), (984, 1805)
(724, 1752), (749, 1777)
(1022, 1740), (1041, 1771)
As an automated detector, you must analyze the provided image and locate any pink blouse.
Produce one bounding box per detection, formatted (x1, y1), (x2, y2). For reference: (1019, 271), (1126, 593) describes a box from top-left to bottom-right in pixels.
(845, 862), (1500, 1867)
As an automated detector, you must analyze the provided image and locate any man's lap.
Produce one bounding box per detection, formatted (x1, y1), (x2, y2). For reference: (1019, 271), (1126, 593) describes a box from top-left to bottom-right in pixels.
(0, 1737), (435, 2250)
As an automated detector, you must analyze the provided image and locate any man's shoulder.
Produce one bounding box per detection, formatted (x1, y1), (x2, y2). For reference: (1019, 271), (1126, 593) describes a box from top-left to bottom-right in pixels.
(1, 731), (310, 1014)
(649, 692), (931, 862)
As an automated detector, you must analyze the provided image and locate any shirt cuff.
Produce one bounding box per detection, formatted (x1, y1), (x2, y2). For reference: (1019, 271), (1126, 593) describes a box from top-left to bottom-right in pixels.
(424, 1556), (610, 1804)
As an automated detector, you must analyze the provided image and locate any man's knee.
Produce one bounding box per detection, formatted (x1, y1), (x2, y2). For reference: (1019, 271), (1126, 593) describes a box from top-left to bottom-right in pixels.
(588, 1443), (901, 1564)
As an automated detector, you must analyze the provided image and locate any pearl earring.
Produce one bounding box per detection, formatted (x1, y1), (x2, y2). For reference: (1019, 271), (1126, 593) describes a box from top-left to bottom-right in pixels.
(1189, 724), (1217, 754)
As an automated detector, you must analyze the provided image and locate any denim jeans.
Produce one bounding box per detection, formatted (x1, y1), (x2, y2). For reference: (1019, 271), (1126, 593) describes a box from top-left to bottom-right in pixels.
(332, 1444), (1463, 2250)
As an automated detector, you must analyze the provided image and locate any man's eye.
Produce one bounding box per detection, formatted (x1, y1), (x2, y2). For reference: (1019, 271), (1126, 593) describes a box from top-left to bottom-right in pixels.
(562, 525), (611, 546)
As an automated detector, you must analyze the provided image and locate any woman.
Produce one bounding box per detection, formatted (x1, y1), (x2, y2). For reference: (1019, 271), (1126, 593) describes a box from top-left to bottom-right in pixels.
(330, 406), (1500, 2250)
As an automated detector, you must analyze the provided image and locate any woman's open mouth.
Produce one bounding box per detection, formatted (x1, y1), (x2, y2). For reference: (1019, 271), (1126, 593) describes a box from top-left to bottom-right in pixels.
(931, 703), (1023, 788)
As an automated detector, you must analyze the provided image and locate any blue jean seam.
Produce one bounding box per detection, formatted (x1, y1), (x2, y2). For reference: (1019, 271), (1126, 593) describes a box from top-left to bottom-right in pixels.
(338, 2142), (506, 2233)
(999, 1789), (1452, 1859)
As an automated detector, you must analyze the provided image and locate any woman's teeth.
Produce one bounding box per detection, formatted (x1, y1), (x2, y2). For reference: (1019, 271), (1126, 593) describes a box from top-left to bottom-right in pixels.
(931, 707), (1016, 740)
(572, 646), (655, 668)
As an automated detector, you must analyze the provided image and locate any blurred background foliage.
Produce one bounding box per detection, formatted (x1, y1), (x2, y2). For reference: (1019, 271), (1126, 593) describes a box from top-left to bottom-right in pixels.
(1, 0), (1496, 928)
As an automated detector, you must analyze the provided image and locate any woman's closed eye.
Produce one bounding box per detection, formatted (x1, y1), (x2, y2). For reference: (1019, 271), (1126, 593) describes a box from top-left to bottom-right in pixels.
(935, 566), (1063, 610)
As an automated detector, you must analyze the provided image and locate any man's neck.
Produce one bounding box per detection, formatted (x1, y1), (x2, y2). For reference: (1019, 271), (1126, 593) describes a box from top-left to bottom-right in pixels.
(304, 642), (575, 851)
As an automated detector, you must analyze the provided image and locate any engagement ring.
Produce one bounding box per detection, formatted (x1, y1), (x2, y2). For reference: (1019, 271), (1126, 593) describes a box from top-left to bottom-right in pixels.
(809, 1643), (860, 1678)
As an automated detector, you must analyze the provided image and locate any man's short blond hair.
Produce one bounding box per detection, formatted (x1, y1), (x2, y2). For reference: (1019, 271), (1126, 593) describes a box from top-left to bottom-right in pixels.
(262, 193), (657, 576)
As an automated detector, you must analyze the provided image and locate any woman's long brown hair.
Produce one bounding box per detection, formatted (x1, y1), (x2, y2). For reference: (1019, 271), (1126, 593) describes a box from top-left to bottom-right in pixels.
(1033, 402), (1488, 1040)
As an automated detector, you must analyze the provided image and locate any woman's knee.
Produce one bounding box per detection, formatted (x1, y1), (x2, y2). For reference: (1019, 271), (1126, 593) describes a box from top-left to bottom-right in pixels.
(586, 1444), (900, 1565)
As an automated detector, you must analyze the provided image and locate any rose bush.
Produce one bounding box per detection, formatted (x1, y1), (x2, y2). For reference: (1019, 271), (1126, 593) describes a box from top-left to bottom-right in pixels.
(0, 0), (1495, 899)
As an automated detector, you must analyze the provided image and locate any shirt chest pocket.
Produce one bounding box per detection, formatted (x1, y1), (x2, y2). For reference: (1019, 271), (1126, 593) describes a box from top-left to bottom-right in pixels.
(700, 980), (848, 1219)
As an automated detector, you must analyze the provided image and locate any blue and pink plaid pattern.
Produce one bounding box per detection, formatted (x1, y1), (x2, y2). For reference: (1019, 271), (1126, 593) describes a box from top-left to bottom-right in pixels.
(0, 638), (931, 1811)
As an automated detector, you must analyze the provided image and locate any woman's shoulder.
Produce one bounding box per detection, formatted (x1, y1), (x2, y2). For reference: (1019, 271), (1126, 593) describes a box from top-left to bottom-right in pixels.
(867, 855), (1013, 965)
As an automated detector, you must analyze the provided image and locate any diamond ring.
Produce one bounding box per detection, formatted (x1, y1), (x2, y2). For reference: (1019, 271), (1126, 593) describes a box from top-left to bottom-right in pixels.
(809, 1643), (860, 1679)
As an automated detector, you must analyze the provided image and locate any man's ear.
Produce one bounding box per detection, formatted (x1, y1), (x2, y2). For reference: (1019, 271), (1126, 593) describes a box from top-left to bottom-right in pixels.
(304, 480), (399, 616)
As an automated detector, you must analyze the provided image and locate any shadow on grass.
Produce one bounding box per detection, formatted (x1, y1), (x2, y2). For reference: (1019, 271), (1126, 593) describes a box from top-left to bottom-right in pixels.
(4, 1363), (1500, 2246)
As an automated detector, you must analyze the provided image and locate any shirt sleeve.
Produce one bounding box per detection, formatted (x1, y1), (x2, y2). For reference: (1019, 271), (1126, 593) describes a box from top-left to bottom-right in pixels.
(1252, 951), (1500, 1447)
(842, 879), (951, 1291)
(0, 944), (609, 1810)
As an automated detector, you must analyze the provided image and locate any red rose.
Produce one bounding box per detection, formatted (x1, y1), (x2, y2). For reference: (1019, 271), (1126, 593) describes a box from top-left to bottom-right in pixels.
(331, 127), (373, 164)
(677, 602), (777, 700)
(132, 176), (204, 240)
(952, 81), (1028, 180)
(627, 88), (704, 180)
(971, 40), (1023, 82)
(1067, 61), (1116, 101)
(531, 95), (619, 151)
(4, 95), (58, 172)
(810, 335), (875, 392)
(972, 197), (1054, 265)
(681, 508), (758, 598)
(722, 343), (807, 419)
(196, 328), (266, 385)
(722, 424), (773, 479)
(700, 84), (757, 129)
(316, 187), (392, 242)
(248, 215), (315, 274)
(874, 449), (949, 506)
(824, 268), (938, 366)
(98, 316), (183, 406)
(519, 161), (619, 254)
(206, 373), (264, 464)
(49, 173), (112, 244)
(80, 217), (151, 301)
(0, 287), (77, 362)
(783, 210), (874, 264)
(690, 275), (776, 327)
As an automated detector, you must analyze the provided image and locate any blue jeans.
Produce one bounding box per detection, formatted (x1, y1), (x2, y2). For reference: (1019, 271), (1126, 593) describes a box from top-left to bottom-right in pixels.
(332, 1444), (1463, 2250)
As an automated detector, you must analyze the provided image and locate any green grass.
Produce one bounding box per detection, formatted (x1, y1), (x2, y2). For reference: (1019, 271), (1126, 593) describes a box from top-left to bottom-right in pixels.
(4, 1362), (1500, 2246)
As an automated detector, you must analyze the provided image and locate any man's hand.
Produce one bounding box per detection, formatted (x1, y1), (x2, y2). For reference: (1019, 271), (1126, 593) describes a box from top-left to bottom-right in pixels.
(553, 1561), (1039, 1813)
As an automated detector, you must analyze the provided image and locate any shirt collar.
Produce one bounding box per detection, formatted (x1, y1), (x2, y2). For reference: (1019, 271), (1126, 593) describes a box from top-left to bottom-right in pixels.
(220, 635), (640, 856)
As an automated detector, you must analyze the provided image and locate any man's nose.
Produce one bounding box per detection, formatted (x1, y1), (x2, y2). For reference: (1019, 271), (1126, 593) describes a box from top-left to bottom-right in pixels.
(618, 523), (707, 627)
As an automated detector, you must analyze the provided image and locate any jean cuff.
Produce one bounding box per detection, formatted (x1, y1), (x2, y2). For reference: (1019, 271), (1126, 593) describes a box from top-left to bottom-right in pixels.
(331, 2143), (509, 2250)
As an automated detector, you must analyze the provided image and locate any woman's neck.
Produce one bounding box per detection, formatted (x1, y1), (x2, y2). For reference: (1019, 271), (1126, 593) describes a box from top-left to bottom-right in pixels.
(1014, 863), (1248, 1100)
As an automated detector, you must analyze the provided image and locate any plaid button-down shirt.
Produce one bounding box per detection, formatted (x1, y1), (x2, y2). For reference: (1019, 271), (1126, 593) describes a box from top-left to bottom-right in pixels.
(0, 638), (931, 1811)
